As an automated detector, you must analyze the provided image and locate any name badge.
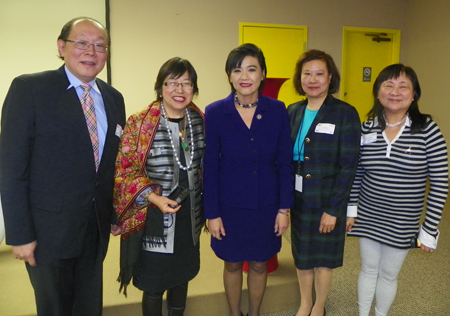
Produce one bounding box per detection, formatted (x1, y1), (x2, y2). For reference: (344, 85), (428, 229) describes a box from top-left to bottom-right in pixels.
(115, 124), (123, 137)
(315, 123), (335, 135)
(362, 132), (377, 145)
(295, 174), (303, 192)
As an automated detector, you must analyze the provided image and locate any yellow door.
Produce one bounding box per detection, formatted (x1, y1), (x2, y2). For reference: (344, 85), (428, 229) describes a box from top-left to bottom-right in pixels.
(341, 27), (401, 121)
(240, 23), (307, 107)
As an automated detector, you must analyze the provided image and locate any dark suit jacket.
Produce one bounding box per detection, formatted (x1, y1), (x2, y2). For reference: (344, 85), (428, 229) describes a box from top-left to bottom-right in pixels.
(287, 94), (360, 217)
(0, 66), (126, 262)
(203, 92), (294, 219)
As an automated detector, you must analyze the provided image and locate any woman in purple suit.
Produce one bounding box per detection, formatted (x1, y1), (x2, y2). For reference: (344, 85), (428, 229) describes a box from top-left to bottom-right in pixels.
(203, 43), (294, 316)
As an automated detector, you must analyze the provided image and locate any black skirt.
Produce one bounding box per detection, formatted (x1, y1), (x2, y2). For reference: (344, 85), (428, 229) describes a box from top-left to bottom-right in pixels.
(133, 169), (200, 293)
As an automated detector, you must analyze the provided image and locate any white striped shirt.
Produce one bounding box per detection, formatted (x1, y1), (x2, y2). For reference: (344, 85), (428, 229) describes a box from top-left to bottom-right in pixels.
(348, 116), (448, 249)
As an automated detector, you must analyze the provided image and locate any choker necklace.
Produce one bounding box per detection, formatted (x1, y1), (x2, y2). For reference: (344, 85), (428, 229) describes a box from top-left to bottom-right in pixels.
(234, 92), (258, 109)
(383, 112), (407, 128)
(160, 102), (195, 171)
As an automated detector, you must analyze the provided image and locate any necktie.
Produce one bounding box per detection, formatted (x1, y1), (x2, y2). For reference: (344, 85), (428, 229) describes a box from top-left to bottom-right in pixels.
(80, 83), (100, 171)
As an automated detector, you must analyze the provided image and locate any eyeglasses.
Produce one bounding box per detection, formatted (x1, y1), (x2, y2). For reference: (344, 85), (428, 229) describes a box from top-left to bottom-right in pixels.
(65, 40), (109, 53)
(163, 82), (193, 91)
(381, 82), (411, 93)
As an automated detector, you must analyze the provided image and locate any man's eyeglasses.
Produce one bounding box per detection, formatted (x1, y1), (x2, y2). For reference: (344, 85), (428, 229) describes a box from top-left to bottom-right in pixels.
(164, 82), (193, 91)
(65, 40), (109, 53)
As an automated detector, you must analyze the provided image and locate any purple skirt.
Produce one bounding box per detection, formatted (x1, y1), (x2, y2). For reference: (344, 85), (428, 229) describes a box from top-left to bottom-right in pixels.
(211, 203), (281, 263)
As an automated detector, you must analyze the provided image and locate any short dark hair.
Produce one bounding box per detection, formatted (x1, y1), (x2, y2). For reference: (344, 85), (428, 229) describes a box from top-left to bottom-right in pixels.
(225, 43), (267, 93)
(57, 17), (109, 60)
(293, 49), (340, 96)
(368, 63), (430, 133)
(154, 57), (199, 102)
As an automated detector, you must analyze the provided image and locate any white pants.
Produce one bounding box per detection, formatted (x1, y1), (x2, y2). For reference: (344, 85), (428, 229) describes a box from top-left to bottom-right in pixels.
(358, 238), (409, 316)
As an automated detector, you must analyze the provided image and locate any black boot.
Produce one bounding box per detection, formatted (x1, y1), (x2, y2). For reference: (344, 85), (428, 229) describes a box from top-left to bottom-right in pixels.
(142, 290), (164, 316)
(167, 283), (188, 316)
(168, 306), (185, 316)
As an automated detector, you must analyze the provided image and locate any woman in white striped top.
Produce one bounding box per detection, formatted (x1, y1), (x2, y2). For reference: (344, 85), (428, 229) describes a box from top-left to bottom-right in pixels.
(347, 64), (448, 316)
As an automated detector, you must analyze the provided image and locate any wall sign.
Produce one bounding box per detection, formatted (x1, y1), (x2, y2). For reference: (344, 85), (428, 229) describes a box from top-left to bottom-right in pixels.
(363, 67), (372, 82)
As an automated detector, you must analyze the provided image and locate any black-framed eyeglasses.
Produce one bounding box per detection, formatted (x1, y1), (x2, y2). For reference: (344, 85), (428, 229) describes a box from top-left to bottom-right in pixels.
(163, 82), (193, 91)
(65, 39), (109, 53)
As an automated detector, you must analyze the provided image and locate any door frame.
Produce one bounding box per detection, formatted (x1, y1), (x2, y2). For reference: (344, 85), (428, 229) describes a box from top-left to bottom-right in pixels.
(239, 22), (308, 51)
(239, 22), (308, 105)
(341, 26), (401, 100)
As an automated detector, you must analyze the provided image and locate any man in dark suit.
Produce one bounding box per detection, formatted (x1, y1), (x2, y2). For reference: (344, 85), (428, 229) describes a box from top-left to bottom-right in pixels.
(0, 17), (126, 315)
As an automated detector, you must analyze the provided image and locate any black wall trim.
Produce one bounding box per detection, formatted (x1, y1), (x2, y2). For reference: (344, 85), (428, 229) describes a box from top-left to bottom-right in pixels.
(106, 0), (111, 84)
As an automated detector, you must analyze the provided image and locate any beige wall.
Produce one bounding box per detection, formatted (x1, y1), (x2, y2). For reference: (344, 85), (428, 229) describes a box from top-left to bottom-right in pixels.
(109, 0), (409, 115)
(0, 0), (107, 118)
(1, 0), (449, 141)
(403, 0), (450, 142)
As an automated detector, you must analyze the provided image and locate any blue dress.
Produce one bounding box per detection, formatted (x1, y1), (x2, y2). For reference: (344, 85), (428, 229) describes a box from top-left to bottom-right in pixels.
(203, 92), (294, 262)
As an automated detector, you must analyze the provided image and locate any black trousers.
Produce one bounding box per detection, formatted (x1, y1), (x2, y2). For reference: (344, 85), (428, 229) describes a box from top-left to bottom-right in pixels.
(26, 213), (104, 316)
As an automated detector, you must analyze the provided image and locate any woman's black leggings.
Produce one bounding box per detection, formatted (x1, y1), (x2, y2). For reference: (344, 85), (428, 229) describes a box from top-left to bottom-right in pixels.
(142, 283), (188, 316)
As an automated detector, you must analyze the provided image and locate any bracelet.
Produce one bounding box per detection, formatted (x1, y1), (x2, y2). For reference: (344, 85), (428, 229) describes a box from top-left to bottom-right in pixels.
(278, 210), (290, 216)
(141, 189), (154, 202)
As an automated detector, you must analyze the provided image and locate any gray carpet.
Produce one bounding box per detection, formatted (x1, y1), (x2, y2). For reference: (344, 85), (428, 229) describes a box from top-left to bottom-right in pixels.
(264, 207), (450, 316)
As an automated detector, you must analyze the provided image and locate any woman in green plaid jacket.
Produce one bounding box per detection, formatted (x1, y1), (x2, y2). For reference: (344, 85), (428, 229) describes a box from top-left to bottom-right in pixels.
(287, 50), (361, 316)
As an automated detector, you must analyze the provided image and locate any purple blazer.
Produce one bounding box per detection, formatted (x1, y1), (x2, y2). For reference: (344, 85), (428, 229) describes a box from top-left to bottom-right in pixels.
(203, 92), (294, 219)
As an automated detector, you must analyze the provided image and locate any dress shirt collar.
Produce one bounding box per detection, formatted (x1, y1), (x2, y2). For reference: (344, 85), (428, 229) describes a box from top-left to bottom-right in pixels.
(63, 65), (101, 95)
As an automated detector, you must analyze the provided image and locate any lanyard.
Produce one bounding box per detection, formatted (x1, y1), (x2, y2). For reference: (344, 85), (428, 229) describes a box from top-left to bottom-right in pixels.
(295, 114), (307, 163)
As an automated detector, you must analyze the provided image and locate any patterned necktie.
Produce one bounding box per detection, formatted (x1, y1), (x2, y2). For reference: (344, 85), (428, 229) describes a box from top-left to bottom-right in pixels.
(80, 83), (100, 171)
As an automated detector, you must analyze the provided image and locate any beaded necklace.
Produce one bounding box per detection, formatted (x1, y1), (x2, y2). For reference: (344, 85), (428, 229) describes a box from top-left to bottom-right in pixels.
(234, 92), (258, 109)
(383, 112), (407, 128)
(160, 102), (195, 171)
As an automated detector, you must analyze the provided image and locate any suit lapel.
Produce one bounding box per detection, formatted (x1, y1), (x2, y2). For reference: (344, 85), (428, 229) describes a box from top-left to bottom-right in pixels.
(55, 67), (94, 148)
(53, 67), (98, 171)
(311, 95), (333, 129)
(223, 93), (252, 135)
(96, 80), (116, 173)
(223, 93), (270, 135)
(249, 96), (269, 133)
(290, 95), (333, 143)
(290, 103), (306, 144)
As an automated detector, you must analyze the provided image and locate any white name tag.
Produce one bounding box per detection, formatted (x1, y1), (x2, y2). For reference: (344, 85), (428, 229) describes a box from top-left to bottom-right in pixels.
(115, 124), (123, 137)
(315, 123), (335, 135)
(295, 174), (303, 192)
(362, 132), (377, 145)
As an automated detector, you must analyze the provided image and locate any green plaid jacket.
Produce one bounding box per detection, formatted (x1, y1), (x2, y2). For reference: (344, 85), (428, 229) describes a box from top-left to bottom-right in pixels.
(287, 95), (361, 217)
